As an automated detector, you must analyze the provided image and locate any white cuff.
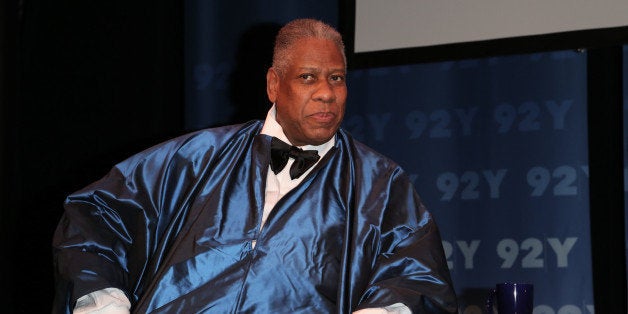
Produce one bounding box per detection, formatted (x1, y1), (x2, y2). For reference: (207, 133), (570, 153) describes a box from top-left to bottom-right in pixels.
(73, 288), (131, 314)
(353, 303), (412, 314)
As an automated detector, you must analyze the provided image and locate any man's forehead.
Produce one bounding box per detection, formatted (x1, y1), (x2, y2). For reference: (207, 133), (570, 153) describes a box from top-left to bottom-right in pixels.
(296, 66), (345, 73)
(289, 37), (342, 53)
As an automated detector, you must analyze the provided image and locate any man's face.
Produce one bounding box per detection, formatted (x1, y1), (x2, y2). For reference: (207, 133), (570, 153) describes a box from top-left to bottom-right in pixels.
(266, 38), (347, 146)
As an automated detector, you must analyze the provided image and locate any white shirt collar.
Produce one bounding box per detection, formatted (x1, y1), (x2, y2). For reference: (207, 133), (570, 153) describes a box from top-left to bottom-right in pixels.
(260, 104), (335, 156)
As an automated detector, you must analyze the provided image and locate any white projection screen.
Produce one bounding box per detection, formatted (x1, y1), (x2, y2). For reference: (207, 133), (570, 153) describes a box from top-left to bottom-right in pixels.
(346, 0), (628, 66)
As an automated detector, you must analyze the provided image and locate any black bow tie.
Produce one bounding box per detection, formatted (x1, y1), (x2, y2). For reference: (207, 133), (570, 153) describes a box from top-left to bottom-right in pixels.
(270, 137), (320, 179)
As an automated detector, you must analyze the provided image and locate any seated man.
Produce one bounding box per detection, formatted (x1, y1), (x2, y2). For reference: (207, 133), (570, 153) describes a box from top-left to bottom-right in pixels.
(52, 18), (458, 313)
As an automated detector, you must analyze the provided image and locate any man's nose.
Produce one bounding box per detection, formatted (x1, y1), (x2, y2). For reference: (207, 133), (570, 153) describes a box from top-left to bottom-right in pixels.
(313, 81), (335, 103)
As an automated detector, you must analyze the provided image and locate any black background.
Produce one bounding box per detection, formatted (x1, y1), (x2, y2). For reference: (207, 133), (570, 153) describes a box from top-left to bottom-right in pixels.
(2, 2), (184, 312)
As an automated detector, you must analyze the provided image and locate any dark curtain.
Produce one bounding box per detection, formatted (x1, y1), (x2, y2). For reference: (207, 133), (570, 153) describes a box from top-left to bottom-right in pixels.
(3, 1), (183, 312)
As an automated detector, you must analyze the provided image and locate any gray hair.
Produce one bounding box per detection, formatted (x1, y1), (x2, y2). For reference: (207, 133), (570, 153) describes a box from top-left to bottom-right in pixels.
(271, 18), (346, 76)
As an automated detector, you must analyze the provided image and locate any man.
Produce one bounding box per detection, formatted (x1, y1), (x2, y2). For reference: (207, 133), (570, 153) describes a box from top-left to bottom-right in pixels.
(52, 18), (458, 313)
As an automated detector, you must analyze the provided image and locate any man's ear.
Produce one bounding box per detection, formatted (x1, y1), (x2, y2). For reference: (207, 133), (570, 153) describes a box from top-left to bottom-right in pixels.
(266, 68), (279, 103)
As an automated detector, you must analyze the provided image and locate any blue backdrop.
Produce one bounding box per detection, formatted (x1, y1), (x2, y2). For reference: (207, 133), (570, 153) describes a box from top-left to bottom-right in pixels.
(184, 1), (628, 313)
(343, 52), (592, 314)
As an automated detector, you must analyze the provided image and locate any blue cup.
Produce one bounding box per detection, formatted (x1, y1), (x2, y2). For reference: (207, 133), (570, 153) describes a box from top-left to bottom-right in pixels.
(486, 283), (533, 314)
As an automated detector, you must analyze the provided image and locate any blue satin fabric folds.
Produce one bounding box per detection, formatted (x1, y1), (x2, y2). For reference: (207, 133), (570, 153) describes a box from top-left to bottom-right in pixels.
(52, 121), (458, 313)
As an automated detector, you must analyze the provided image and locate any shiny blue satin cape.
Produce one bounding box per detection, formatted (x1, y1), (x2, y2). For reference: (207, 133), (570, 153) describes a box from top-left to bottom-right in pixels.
(52, 121), (458, 313)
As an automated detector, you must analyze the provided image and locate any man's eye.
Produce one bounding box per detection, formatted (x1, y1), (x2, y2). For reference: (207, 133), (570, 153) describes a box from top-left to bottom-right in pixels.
(330, 75), (345, 82)
(299, 74), (315, 81)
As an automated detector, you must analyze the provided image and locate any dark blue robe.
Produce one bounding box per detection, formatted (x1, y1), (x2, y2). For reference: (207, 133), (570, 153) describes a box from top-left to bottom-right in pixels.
(52, 121), (458, 313)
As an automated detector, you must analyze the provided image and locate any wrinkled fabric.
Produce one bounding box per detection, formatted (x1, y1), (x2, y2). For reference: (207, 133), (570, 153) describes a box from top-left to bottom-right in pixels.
(52, 121), (458, 314)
